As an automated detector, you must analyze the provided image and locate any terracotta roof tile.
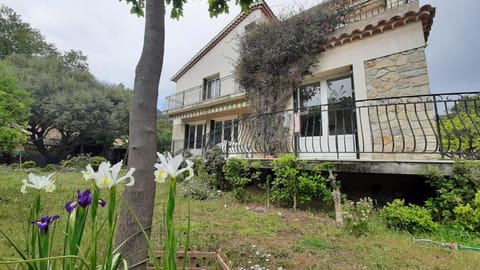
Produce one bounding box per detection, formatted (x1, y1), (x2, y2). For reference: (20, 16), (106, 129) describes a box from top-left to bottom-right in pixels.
(323, 4), (436, 50)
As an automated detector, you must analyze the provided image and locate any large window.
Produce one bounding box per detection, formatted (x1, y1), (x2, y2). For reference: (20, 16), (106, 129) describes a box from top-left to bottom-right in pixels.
(203, 76), (221, 100)
(294, 74), (355, 137)
(211, 119), (239, 145)
(296, 83), (323, 137)
(327, 76), (355, 135)
(184, 124), (205, 149)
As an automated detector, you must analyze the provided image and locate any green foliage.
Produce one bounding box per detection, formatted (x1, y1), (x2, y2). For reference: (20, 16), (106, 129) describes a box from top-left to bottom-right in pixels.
(181, 177), (220, 201)
(343, 197), (374, 237)
(223, 158), (251, 188)
(423, 160), (480, 221)
(2, 54), (131, 159)
(236, 0), (351, 115)
(271, 155), (330, 209)
(0, 64), (31, 152)
(440, 95), (480, 155)
(61, 154), (91, 169)
(157, 119), (172, 152)
(45, 164), (58, 172)
(381, 199), (437, 234)
(223, 158), (261, 202)
(181, 158), (220, 200)
(204, 147), (227, 190)
(89, 156), (107, 169)
(21, 160), (36, 169)
(120, 0), (254, 18)
(453, 190), (480, 232)
(0, 5), (58, 58)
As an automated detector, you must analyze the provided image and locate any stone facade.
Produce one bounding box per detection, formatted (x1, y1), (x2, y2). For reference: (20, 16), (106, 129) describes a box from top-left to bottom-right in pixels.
(363, 47), (439, 160)
(365, 47), (430, 99)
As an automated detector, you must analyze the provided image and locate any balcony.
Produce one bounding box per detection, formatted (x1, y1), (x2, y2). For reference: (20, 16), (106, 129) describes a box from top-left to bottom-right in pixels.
(163, 75), (244, 113)
(171, 92), (480, 162)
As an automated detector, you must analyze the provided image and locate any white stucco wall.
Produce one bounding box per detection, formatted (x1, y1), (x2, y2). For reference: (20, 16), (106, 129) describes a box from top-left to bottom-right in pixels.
(175, 9), (269, 92)
(306, 21), (428, 100)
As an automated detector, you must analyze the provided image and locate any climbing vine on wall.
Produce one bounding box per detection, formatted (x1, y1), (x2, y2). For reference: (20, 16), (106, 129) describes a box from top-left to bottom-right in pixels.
(236, 0), (352, 115)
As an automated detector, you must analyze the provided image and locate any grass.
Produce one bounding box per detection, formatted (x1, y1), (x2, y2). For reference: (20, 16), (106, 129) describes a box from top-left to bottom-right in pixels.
(1, 167), (480, 269)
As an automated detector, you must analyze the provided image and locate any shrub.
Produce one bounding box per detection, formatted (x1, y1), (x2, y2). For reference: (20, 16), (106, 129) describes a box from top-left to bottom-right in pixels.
(45, 164), (58, 171)
(453, 189), (480, 232)
(223, 157), (261, 202)
(271, 155), (330, 210)
(22, 160), (36, 169)
(61, 154), (91, 169)
(423, 160), (480, 221)
(89, 156), (107, 169)
(343, 197), (374, 237)
(181, 177), (220, 200)
(381, 199), (437, 234)
(204, 147), (226, 190)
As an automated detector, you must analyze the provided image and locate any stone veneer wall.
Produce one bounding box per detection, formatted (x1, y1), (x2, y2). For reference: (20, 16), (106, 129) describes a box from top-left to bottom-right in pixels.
(364, 47), (438, 160)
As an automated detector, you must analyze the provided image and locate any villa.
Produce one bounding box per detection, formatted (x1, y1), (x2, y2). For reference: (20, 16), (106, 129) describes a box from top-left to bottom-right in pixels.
(163, 0), (476, 175)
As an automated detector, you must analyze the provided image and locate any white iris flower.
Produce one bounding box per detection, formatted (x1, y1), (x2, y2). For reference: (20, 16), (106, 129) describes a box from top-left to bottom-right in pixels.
(154, 152), (194, 183)
(21, 173), (56, 193)
(82, 161), (135, 189)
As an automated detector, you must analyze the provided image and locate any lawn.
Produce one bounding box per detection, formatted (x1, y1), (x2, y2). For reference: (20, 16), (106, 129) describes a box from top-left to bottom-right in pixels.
(1, 167), (480, 269)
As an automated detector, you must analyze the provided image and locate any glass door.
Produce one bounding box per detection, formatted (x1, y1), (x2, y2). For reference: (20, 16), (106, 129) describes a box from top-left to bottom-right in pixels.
(295, 75), (357, 159)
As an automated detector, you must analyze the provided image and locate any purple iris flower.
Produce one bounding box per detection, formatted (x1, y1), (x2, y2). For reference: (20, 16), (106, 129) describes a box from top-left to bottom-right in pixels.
(32, 215), (60, 233)
(65, 189), (106, 213)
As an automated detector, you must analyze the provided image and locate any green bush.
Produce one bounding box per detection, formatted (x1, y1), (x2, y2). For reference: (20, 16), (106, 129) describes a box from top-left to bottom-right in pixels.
(271, 155), (330, 209)
(10, 163), (19, 169)
(89, 156), (107, 169)
(45, 164), (58, 171)
(181, 177), (221, 200)
(423, 160), (480, 221)
(343, 197), (374, 237)
(223, 157), (261, 202)
(22, 160), (36, 169)
(453, 189), (480, 232)
(204, 147), (227, 190)
(61, 154), (91, 169)
(381, 199), (437, 234)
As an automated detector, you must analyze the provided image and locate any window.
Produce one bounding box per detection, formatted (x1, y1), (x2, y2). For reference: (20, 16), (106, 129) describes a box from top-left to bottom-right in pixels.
(203, 76), (220, 100)
(184, 124), (205, 149)
(296, 83), (323, 136)
(294, 73), (355, 137)
(211, 119), (239, 145)
(327, 76), (355, 135)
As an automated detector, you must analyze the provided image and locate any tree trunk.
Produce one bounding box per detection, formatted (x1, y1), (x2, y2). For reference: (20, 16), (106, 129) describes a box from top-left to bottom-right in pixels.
(328, 169), (343, 227)
(116, 0), (165, 269)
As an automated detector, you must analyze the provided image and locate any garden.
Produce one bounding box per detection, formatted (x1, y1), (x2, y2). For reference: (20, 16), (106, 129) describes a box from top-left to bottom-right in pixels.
(1, 153), (480, 269)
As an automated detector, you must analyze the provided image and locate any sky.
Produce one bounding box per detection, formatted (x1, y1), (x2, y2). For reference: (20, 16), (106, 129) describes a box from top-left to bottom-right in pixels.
(2, 0), (480, 109)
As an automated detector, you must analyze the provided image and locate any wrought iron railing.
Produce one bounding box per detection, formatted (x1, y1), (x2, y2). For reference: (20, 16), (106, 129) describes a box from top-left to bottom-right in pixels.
(344, 0), (414, 24)
(170, 92), (480, 160)
(163, 75), (243, 111)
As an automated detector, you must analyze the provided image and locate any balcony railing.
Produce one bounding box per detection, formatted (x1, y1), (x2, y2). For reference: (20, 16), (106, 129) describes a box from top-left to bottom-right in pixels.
(170, 92), (480, 160)
(163, 75), (244, 112)
(344, 0), (414, 24)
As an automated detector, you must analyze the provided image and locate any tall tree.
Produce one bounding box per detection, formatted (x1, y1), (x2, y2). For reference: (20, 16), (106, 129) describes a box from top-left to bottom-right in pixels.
(116, 1), (253, 268)
(0, 63), (31, 153)
(2, 54), (131, 160)
(0, 5), (57, 58)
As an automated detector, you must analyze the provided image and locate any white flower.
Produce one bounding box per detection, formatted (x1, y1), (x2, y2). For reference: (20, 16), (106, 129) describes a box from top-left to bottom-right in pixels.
(153, 152), (194, 183)
(21, 173), (56, 193)
(83, 161), (135, 189)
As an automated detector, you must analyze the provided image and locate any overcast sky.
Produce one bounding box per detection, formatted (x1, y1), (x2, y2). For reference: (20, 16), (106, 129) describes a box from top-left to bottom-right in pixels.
(2, 0), (480, 109)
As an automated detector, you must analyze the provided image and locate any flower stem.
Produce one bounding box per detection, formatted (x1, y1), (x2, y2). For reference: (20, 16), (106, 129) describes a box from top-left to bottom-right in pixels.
(164, 177), (177, 270)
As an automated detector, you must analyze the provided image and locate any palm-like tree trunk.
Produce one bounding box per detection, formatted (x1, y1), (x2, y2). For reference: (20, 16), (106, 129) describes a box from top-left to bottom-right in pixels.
(116, 0), (165, 269)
